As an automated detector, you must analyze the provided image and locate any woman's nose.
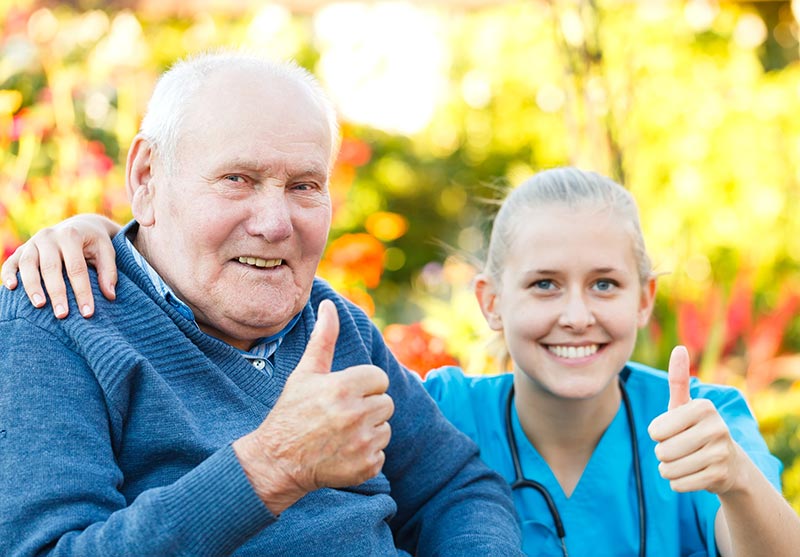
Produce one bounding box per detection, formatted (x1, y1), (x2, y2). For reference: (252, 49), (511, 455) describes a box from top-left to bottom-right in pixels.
(557, 293), (596, 331)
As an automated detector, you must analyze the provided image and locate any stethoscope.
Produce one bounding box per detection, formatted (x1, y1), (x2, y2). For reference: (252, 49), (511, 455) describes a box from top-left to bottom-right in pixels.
(504, 371), (646, 557)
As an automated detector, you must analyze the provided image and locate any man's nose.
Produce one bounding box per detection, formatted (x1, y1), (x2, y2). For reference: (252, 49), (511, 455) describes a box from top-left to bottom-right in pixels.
(245, 187), (293, 243)
(557, 292), (596, 331)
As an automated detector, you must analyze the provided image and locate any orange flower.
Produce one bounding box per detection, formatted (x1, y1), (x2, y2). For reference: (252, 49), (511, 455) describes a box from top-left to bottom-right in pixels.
(365, 212), (408, 242)
(324, 233), (385, 289)
(338, 287), (375, 317)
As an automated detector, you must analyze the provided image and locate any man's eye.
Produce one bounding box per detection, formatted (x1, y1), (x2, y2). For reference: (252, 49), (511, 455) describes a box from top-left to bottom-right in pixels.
(224, 175), (245, 183)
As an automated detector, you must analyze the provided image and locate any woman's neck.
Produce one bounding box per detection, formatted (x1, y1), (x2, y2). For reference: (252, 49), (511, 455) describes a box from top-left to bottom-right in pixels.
(513, 374), (621, 497)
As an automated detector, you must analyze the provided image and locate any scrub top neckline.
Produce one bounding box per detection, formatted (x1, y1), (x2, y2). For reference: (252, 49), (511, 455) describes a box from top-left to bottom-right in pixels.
(510, 395), (631, 504)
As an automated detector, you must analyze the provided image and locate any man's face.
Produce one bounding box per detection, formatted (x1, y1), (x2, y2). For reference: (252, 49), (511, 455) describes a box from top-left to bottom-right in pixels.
(133, 68), (333, 349)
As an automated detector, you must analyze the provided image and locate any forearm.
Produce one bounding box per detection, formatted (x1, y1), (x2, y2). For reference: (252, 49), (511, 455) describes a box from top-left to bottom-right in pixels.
(4, 447), (274, 557)
(0, 318), (274, 556)
(715, 446), (800, 557)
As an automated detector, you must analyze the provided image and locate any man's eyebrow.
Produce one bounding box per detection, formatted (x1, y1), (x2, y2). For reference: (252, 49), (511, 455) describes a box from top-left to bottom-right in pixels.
(203, 158), (266, 175)
(209, 159), (327, 177)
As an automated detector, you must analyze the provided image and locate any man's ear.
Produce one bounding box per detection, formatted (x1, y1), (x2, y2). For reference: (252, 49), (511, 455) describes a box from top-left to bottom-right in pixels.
(475, 274), (503, 331)
(637, 276), (657, 328)
(126, 135), (157, 227)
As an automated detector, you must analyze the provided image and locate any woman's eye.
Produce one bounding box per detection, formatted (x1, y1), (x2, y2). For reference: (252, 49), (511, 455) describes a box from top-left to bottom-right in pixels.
(593, 279), (617, 292)
(532, 279), (554, 290)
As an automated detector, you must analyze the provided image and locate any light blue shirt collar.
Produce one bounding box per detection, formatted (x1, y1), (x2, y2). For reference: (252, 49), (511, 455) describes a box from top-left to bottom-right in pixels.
(124, 236), (298, 375)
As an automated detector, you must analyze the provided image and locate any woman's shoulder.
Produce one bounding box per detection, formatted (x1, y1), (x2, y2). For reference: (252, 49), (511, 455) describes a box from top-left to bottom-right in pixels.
(424, 366), (512, 399)
(624, 360), (744, 402)
(423, 367), (512, 431)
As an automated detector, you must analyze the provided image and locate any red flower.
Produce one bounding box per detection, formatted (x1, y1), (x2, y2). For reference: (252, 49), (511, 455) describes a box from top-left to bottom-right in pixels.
(336, 138), (372, 167)
(383, 322), (459, 378)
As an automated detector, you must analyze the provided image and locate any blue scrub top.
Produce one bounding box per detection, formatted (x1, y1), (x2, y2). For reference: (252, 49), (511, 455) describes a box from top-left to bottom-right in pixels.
(424, 363), (782, 557)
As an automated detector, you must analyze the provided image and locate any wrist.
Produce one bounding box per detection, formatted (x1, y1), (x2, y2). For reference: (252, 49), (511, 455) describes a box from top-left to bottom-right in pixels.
(232, 432), (307, 516)
(717, 443), (757, 499)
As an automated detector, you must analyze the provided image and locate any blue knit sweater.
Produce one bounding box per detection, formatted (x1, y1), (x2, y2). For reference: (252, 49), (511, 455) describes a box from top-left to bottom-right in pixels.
(0, 225), (522, 557)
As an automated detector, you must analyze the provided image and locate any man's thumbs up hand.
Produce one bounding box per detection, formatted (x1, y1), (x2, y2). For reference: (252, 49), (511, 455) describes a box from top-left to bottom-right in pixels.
(233, 300), (394, 516)
(295, 299), (339, 375)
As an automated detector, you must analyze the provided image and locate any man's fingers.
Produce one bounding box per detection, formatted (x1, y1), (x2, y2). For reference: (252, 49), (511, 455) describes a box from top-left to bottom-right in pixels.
(296, 299), (340, 374)
(338, 365), (390, 397)
(364, 392), (395, 425)
(668, 345), (692, 411)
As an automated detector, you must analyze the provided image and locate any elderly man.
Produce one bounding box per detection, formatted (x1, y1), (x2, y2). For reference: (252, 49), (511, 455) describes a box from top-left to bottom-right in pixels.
(0, 52), (522, 556)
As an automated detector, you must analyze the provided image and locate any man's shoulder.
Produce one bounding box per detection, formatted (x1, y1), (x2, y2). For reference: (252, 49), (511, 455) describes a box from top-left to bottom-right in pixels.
(309, 278), (360, 312)
(309, 277), (375, 333)
(0, 265), (103, 331)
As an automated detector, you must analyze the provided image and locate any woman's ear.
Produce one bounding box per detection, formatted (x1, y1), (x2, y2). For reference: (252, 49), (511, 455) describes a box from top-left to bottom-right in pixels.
(126, 135), (157, 227)
(475, 274), (503, 331)
(637, 276), (657, 328)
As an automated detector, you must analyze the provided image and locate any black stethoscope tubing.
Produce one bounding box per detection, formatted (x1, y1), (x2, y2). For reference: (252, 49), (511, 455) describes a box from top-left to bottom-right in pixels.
(504, 374), (647, 557)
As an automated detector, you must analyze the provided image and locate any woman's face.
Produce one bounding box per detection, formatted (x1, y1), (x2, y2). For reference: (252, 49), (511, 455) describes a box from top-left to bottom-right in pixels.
(477, 204), (655, 402)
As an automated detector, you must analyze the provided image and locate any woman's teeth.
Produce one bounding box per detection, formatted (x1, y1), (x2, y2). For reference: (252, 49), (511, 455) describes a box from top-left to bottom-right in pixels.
(548, 344), (599, 359)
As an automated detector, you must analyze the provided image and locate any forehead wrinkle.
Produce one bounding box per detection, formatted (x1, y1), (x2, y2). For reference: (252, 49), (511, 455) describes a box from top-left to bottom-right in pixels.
(214, 156), (271, 173)
(206, 154), (328, 178)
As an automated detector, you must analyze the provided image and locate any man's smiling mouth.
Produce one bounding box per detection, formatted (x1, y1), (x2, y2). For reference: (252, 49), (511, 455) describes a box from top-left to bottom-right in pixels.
(237, 256), (283, 268)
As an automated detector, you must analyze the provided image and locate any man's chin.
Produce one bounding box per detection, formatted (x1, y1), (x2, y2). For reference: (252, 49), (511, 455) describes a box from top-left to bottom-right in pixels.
(197, 309), (300, 350)
(248, 301), (307, 328)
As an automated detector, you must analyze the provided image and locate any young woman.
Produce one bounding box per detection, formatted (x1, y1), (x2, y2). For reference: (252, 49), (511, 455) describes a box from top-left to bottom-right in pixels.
(4, 167), (799, 556)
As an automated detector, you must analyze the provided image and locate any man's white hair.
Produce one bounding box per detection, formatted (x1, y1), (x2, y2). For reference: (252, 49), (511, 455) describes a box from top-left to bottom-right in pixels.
(138, 50), (340, 172)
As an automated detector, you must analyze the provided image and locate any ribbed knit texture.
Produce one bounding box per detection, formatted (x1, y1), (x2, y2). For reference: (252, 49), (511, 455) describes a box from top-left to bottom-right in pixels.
(0, 222), (523, 557)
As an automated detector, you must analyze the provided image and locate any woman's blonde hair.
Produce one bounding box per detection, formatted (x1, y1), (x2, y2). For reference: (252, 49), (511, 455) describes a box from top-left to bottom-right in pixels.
(483, 166), (652, 284)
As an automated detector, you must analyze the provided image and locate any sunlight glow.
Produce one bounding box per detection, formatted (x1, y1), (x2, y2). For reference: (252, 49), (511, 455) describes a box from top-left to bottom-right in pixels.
(314, 2), (447, 135)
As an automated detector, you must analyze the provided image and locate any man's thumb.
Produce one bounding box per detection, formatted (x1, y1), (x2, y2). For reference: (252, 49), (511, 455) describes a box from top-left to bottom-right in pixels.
(297, 299), (340, 374)
(667, 345), (692, 411)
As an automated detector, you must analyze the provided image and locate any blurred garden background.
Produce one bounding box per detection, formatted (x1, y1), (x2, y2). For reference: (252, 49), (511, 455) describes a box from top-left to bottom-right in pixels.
(2, 0), (800, 509)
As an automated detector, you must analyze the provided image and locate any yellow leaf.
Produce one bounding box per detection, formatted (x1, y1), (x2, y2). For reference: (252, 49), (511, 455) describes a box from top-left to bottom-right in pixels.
(0, 91), (23, 116)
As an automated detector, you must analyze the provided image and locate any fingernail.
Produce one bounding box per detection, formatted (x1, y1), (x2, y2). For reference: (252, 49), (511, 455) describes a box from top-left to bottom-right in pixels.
(55, 304), (66, 317)
(32, 293), (44, 306)
(109, 283), (116, 296)
(4, 279), (12, 289)
(81, 305), (92, 317)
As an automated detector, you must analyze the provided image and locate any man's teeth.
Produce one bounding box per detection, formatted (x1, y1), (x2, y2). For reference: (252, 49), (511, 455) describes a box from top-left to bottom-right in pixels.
(548, 344), (599, 359)
(238, 256), (282, 268)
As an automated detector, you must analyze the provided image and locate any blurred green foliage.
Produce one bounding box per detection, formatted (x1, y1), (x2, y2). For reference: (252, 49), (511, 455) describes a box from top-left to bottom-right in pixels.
(2, 0), (800, 510)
